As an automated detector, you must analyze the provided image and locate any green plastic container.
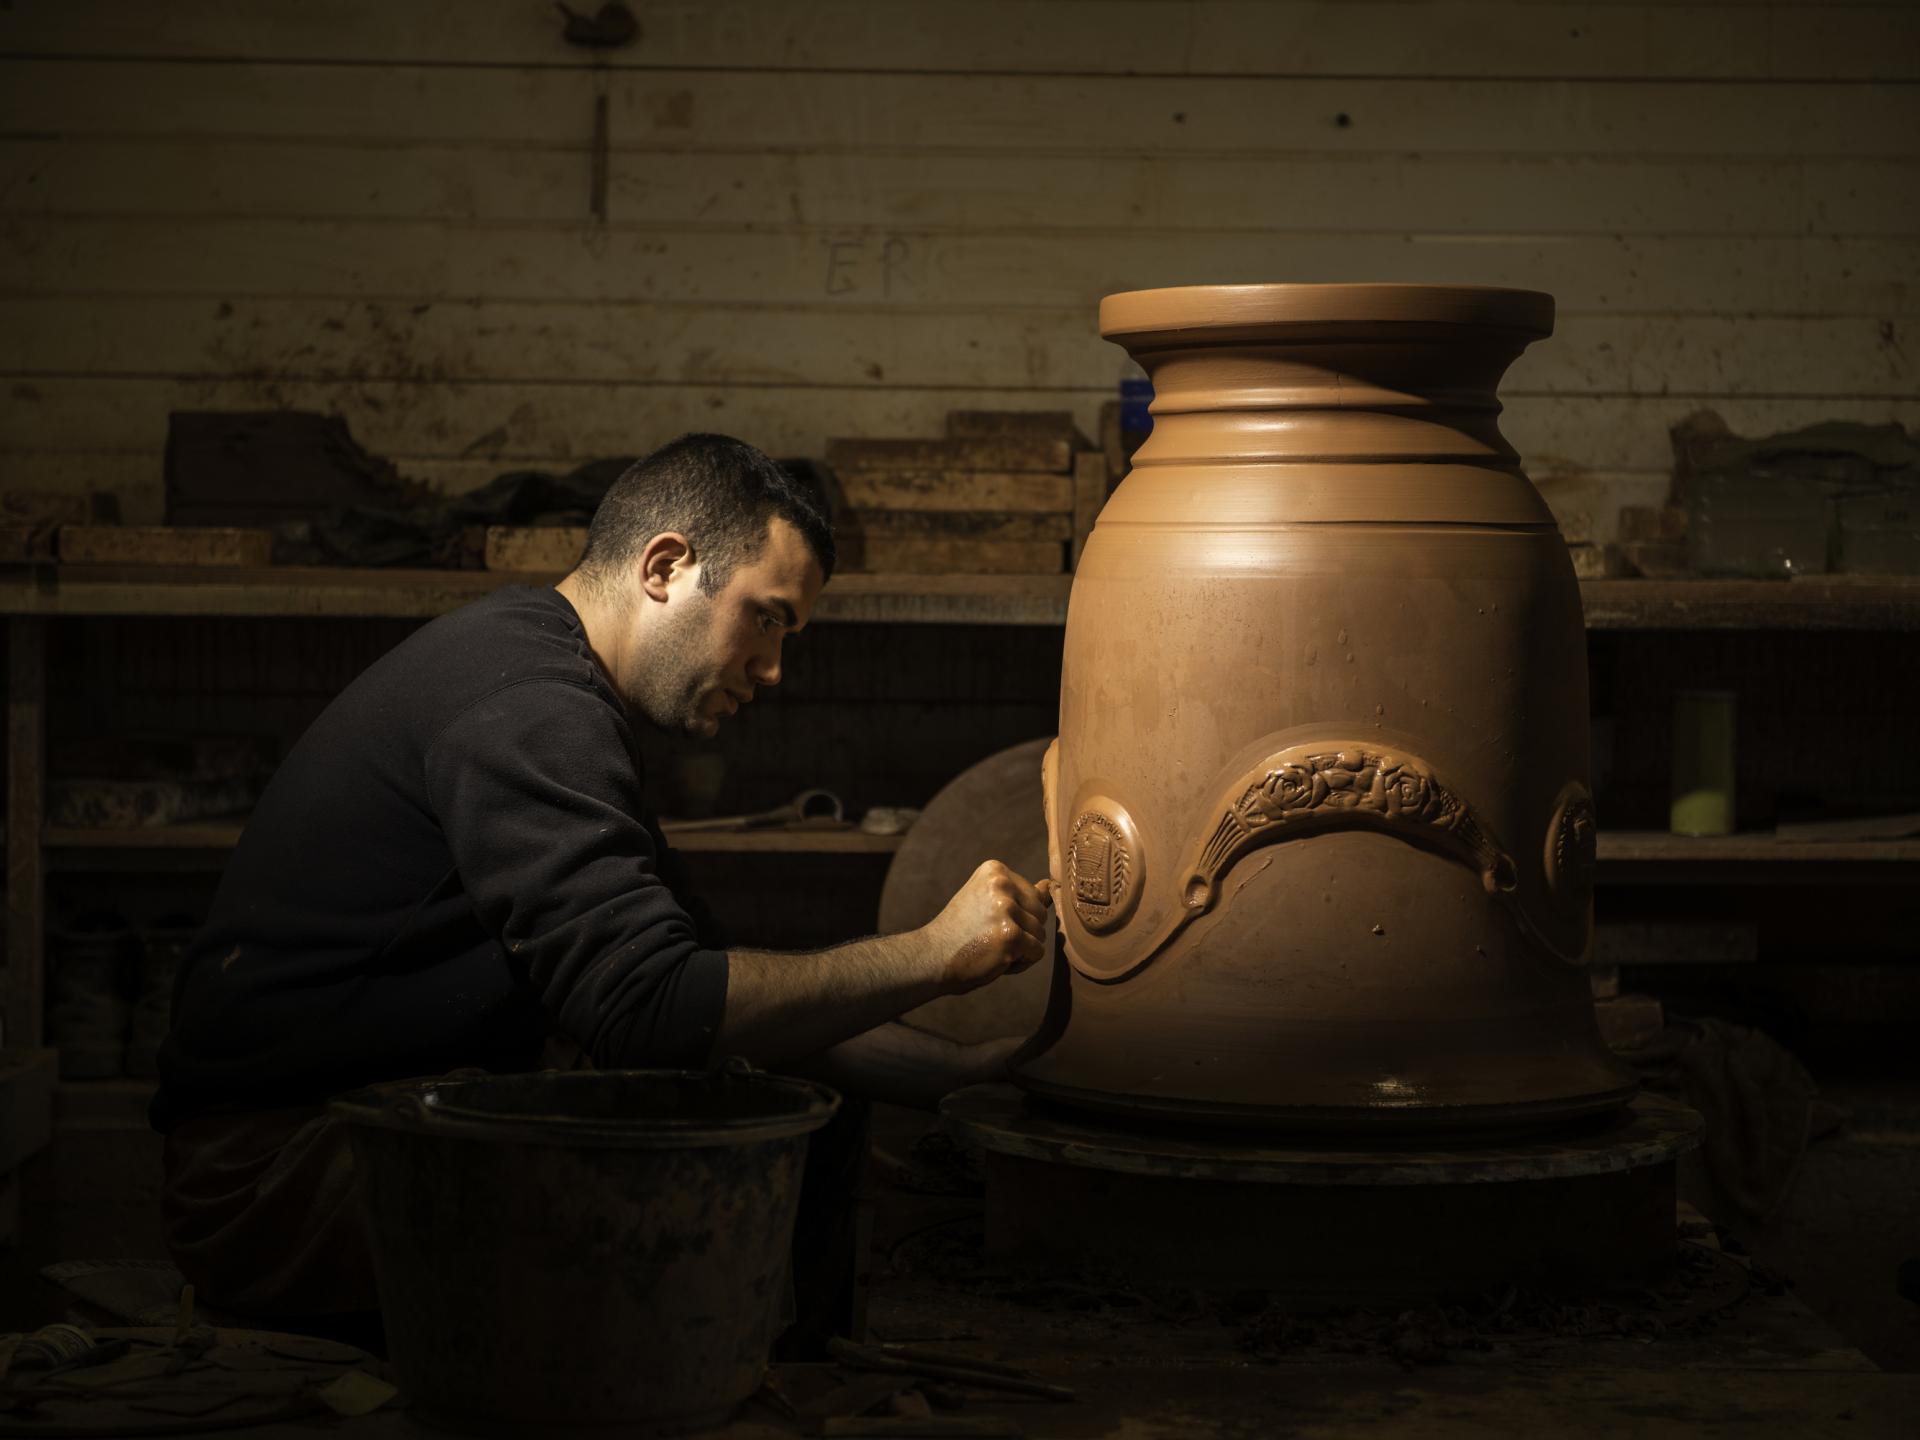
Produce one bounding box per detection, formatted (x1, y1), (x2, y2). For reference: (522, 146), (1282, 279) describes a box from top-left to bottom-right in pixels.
(1670, 690), (1737, 836)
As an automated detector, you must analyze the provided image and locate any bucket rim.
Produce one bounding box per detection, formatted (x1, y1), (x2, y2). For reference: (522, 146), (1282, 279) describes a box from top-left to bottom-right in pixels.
(328, 1067), (841, 1149)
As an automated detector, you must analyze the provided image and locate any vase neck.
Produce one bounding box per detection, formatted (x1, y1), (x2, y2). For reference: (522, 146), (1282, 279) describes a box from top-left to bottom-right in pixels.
(1126, 334), (1534, 470)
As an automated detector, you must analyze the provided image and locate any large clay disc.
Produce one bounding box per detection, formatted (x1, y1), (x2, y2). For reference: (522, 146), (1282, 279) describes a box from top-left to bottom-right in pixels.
(880, 737), (1055, 1043)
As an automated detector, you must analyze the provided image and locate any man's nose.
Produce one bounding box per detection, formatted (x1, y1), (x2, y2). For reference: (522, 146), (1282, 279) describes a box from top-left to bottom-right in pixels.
(750, 638), (782, 687)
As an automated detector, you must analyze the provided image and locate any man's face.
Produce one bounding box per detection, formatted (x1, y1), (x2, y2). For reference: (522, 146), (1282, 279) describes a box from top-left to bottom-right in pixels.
(629, 516), (825, 738)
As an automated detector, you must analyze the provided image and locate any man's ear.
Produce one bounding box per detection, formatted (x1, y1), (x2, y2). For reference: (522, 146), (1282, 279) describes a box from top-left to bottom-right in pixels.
(637, 531), (695, 602)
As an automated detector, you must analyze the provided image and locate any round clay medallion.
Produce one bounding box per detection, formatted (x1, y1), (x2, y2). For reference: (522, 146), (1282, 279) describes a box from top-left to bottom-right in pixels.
(1067, 799), (1144, 934)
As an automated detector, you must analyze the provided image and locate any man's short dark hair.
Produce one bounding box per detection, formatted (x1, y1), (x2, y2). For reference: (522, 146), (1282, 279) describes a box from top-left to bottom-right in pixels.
(575, 433), (835, 595)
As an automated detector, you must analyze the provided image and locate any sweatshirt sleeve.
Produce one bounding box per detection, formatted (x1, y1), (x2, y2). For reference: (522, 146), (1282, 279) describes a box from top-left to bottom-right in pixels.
(423, 678), (729, 1069)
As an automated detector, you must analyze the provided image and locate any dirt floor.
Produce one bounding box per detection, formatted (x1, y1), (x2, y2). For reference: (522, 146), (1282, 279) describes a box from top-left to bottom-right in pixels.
(817, 1103), (1920, 1437)
(9, 1095), (1916, 1437)
(1743, 1078), (1920, 1373)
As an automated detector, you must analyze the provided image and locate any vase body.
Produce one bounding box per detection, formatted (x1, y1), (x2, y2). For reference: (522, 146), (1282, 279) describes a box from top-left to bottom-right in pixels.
(1014, 283), (1635, 1133)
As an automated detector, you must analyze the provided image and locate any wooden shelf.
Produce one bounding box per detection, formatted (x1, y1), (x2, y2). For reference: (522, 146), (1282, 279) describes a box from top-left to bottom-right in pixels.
(1598, 830), (1920, 865)
(1, 568), (1915, 630)
(45, 821), (248, 850)
(0, 565), (1073, 626)
(1596, 829), (1920, 886)
(1578, 578), (1920, 632)
(42, 821), (1912, 871)
(657, 827), (904, 854)
(43, 820), (904, 856)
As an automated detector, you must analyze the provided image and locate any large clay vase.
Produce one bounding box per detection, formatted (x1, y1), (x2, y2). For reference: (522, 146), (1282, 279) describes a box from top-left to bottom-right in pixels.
(1014, 284), (1636, 1133)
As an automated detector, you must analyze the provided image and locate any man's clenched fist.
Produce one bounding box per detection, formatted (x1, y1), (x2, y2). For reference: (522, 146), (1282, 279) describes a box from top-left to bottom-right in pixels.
(925, 860), (1053, 994)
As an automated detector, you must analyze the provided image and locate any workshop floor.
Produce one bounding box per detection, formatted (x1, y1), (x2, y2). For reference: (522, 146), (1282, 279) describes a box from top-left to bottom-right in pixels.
(18, 1102), (1917, 1438)
(836, 1105), (1919, 1438)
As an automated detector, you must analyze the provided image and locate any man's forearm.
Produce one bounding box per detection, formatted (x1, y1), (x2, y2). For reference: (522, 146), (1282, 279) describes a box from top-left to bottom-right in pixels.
(716, 931), (947, 1065)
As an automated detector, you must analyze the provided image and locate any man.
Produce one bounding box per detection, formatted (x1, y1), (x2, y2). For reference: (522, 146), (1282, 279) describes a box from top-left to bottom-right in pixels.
(154, 433), (1053, 1333)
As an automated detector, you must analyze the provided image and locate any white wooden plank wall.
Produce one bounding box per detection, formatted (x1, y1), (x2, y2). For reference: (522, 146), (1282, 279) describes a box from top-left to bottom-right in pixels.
(2, 0), (1916, 535)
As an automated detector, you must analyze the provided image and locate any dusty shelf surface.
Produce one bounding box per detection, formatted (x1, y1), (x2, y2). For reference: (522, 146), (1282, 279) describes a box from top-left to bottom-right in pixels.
(0, 566), (1074, 625)
(43, 821), (904, 855)
(1598, 830), (1920, 864)
(41, 822), (1917, 876)
(4, 568), (1918, 629)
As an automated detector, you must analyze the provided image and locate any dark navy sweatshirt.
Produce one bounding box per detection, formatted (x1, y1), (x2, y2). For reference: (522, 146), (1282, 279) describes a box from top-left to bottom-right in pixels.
(152, 585), (729, 1128)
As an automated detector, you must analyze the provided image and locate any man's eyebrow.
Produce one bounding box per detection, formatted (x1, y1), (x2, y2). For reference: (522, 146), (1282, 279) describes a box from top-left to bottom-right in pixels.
(767, 598), (799, 627)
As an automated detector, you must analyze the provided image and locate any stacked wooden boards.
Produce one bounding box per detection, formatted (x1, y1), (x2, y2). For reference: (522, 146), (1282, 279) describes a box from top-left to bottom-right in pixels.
(827, 410), (1102, 575)
(486, 411), (1109, 576)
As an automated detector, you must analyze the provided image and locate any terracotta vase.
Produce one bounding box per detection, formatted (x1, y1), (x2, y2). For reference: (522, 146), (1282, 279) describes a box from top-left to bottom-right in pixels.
(1015, 284), (1636, 1133)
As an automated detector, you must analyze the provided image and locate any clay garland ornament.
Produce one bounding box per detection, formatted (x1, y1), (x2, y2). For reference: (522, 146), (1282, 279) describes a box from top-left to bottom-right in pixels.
(1062, 742), (1590, 984)
(1191, 748), (1513, 908)
(1544, 782), (1598, 920)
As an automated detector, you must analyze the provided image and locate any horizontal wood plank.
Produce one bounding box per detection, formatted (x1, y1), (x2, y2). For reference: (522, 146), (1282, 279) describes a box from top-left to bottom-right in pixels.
(58, 524), (273, 566)
(2, 297), (1912, 398)
(828, 436), (1072, 474)
(843, 538), (1064, 575)
(483, 525), (585, 572)
(844, 511), (1073, 542)
(5, 219), (1912, 317)
(1597, 830), (1920, 864)
(2, 568), (1914, 633)
(5, 380), (1914, 478)
(9, 142), (1916, 239)
(4, 2), (1914, 80)
(0, 565), (1078, 624)
(7, 62), (1917, 158)
(835, 471), (1078, 514)
(40, 816), (907, 854)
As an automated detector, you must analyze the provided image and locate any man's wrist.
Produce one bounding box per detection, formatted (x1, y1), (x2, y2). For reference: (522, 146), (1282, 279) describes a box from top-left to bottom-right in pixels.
(909, 921), (955, 996)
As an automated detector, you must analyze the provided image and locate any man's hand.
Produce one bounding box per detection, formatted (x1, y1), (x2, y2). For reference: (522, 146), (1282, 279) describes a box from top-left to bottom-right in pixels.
(923, 861), (1053, 995)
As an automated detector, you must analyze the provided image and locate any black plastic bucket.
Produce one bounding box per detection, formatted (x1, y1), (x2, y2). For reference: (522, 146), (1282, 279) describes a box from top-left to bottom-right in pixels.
(330, 1067), (839, 1435)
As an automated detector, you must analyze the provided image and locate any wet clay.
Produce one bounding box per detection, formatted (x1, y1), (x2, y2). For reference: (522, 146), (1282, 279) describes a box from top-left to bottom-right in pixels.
(1013, 283), (1636, 1132)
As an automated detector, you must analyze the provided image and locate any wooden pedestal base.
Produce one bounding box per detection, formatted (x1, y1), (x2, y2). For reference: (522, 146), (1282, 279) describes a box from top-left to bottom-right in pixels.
(942, 1086), (1702, 1304)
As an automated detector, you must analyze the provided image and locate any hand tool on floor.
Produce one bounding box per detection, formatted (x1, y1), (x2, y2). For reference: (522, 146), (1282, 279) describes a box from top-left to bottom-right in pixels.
(826, 1337), (1075, 1403)
(661, 787), (846, 833)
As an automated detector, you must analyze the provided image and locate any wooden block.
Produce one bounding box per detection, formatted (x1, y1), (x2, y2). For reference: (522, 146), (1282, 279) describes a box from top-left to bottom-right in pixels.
(484, 525), (588, 572)
(828, 435), (1073, 475)
(0, 492), (117, 563)
(0, 490), (115, 527)
(1567, 542), (1628, 579)
(48, 776), (257, 830)
(0, 526), (57, 564)
(835, 471), (1074, 514)
(847, 539), (1063, 575)
(59, 525), (273, 568)
(946, 409), (1078, 445)
(1618, 504), (1687, 543)
(843, 510), (1070, 542)
(1594, 993), (1664, 1053)
(0, 1048), (58, 1172)
(1623, 538), (1691, 579)
(1588, 964), (1621, 1000)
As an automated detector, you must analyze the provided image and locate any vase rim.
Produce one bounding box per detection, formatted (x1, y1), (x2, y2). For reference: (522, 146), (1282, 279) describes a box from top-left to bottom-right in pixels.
(1100, 283), (1554, 342)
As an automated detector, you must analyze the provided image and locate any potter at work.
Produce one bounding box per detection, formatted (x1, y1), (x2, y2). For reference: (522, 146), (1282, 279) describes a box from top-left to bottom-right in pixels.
(13, 10), (1920, 1432)
(148, 434), (1054, 1336)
